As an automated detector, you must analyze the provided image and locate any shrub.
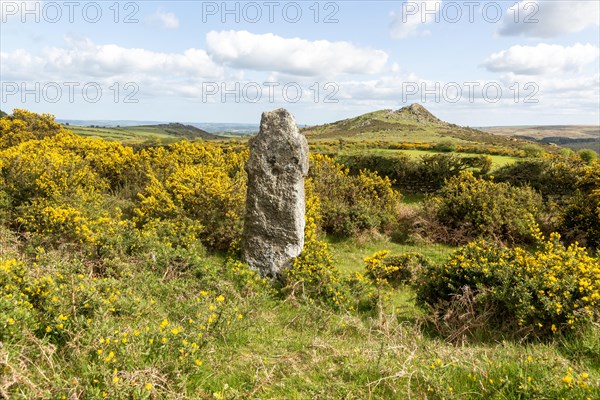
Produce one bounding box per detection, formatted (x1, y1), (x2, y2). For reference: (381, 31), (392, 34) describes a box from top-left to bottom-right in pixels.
(0, 109), (66, 149)
(308, 154), (401, 237)
(364, 250), (430, 287)
(0, 132), (146, 254)
(414, 233), (600, 339)
(493, 155), (587, 198)
(134, 142), (247, 250)
(422, 171), (543, 245)
(0, 132), (108, 207)
(559, 160), (600, 249)
(0, 256), (130, 344)
(434, 141), (457, 152)
(523, 144), (544, 157)
(578, 149), (598, 164)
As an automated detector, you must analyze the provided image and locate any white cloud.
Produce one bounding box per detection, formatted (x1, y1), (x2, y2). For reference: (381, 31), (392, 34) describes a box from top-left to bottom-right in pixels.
(145, 9), (180, 29)
(498, 0), (600, 37)
(0, 36), (225, 102)
(329, 70), (599, 116)
(499, 72), (600, 95)
(482, 43), (599, 75)
(390, 0), (442, 39)
(0, 36), (224, 82)
(205, 30), (388, 76)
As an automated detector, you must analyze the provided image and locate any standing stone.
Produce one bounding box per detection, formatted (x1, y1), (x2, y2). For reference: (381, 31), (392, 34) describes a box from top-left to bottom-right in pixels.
(242, 108), (309, 277)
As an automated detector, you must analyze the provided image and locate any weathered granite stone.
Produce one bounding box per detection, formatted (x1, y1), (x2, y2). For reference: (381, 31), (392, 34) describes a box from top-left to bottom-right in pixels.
(241, 108), (309, 277)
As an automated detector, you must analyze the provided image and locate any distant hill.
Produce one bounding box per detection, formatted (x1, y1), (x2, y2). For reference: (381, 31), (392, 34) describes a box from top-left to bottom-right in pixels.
(481, 125), (599, 153)
(301, 103), (543, 150)
(0, 110), (7, 118)
(134, 123), (222, 140)
(68, 123), (224, 143)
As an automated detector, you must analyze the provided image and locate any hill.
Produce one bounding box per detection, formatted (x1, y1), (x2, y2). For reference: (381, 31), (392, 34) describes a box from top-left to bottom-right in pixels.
(302, 103), (548, 150)
(135, 123), (222, 140)
(68, 122), (224, 142)
(481, 125), (599, 153)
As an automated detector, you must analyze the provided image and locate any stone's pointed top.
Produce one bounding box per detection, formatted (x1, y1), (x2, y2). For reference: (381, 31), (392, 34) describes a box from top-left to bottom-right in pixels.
(258, 108), (301, 138)
(263, 108), (293, 117)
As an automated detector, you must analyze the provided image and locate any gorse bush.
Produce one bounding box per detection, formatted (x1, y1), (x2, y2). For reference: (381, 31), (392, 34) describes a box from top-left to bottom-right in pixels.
(0, 131), (139, 252)
(422, 171), (543, 245)
(0, 255), (131, 344)
(0, 132), (109, 206)
(487, 155), (599, 249)
(0, 250), (253, 398)
(0, 109), (66, 149)
(308, 154), (401, 236)
(0, 122), (248, 251)
(364, 250), (430, 287)
(578, 149), (598, 164)
(283, 182), (380, 312)
(134, 142), (248, 250)
(0, 112), (407, 255)
(415, 233), (600, 338)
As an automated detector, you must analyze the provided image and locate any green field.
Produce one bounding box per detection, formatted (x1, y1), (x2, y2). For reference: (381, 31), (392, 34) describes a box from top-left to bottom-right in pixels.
(69, 125), (176, 142)
(68, 123), (220, 143)
(308, 126), (471, 144)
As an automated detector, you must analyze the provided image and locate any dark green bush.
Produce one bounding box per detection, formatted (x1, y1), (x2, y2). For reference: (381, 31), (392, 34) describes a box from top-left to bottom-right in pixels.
(578, 149), (598, 164)
(336, 153), (491, 193)
(493, 155), (587, 197)
(558, 160), (600, 250)
(422, 171), (543, 245)
(434, 141), (457, 152)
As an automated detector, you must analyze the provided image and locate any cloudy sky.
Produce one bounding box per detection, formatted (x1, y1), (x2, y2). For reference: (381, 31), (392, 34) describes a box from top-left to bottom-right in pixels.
(1, 0), (599, 126)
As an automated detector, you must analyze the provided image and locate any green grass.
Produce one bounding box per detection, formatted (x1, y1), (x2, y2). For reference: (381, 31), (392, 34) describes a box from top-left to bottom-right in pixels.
(326, 236), (456, 275)
(1, 229), (598, 399)
(401, 193), (425, 204)
(395, 149), (519, 168)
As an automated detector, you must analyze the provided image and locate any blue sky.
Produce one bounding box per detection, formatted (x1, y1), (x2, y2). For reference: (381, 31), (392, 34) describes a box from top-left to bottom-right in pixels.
(1, 0), (599, 126)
